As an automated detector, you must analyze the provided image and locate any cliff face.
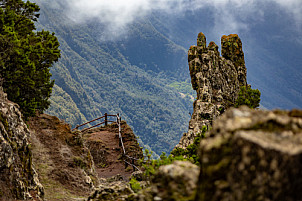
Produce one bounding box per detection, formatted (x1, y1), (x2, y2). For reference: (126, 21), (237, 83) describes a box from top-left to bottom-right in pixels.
(0, 87), (44, 200)
(176, 33), (247, 149)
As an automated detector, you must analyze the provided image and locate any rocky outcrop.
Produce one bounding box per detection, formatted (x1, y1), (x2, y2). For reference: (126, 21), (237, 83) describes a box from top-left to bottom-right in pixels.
(176, 33), (247, 149)
(0, 87), (44, 200)
(130, 161), (199, 201)
(195, 106), (302, 201)
(127, 107), (302, 201)
(86, 161), (199, 201)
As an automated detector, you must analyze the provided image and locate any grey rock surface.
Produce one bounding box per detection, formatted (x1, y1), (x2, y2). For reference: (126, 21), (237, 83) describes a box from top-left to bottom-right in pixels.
(87, 174), (134, 201)
(132, 161), (199, 201)
(195, 106), (302, 201)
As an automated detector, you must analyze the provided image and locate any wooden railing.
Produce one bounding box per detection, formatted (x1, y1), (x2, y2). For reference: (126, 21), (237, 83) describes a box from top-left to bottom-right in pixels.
(72, 113), (118, 131)
(72, 113), (141, 172)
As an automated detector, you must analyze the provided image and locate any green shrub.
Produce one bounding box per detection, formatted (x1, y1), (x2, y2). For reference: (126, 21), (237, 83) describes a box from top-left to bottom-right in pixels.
(129, 178), (142, 193)
(140, 126), (207, 181)
(171, 125), (207, 165)
(235, 85), (261, 109)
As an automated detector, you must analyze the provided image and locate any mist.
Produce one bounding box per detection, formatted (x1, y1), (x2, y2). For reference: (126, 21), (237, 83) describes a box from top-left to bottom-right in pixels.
(62, 0), (302, 41)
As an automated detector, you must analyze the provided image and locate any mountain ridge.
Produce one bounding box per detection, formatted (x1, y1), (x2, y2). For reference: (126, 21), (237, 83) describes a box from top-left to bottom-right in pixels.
(31, 0), (302, 155)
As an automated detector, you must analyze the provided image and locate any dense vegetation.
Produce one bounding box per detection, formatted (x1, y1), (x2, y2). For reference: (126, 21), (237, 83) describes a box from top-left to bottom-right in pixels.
(235, 85), (261, 109)
(0, 0), (60, 118)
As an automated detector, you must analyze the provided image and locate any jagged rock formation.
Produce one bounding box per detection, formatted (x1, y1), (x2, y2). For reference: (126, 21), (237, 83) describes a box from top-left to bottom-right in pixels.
(176, 33), (247, 149)
(0, 87), (44, 200)
(196, 106), (302, 201)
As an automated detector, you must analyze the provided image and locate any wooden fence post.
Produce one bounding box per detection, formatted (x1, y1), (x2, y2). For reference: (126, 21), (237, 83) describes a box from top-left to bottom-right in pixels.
(105, 113), (107, 126)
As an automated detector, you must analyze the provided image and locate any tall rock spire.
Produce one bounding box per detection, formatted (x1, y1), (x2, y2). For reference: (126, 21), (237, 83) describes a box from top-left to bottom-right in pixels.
(176, 33), (248, 149)
(221, 34), (247, 85)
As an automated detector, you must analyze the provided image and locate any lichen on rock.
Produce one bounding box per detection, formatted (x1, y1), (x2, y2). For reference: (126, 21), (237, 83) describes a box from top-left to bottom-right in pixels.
(221, 34), (246, 85)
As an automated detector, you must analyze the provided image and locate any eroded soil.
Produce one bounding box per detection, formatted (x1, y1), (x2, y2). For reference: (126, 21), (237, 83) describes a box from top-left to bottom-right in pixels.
(28, 114), (143, 201)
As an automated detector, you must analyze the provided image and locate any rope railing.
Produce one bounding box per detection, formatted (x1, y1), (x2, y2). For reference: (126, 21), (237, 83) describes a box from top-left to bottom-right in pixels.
(117, 114), (126, 155)
(116, 114), (142, 172)
(124, 159), (141, 172)
(73, 113), (142, 172)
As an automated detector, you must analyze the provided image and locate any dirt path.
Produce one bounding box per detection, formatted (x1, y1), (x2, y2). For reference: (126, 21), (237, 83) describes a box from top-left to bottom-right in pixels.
(85, 130), (133, 180)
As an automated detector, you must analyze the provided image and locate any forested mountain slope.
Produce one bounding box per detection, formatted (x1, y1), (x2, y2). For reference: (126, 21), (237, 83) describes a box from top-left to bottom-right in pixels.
(31, 0), (302, 155)
(33, 0), (193, 156)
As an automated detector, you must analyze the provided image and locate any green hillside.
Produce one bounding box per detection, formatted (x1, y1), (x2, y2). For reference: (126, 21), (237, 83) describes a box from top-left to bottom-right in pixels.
(32, 0), (194, 156)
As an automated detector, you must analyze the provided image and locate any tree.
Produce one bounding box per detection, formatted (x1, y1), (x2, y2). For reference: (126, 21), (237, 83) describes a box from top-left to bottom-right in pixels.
(235, 85), (261, 109)
(0, 0), (60, 118)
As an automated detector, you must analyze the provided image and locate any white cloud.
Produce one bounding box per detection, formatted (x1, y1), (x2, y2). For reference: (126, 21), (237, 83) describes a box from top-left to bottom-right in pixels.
(273, 0), (302, 29)
(64, 0), (302, 40)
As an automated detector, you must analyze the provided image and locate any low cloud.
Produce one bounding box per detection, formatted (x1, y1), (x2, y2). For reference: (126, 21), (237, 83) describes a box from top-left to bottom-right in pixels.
(64, 0), (302, 40)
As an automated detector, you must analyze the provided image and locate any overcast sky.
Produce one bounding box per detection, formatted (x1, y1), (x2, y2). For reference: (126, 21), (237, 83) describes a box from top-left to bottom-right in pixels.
(64, 0), (302, 42)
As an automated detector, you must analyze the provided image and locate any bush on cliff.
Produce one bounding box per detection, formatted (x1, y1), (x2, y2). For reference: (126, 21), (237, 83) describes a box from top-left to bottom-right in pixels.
(140, 126), (207, 180)
(235, 85), (261, 109)
(0, 0), (60, 118)
(171, 125), (207, 165)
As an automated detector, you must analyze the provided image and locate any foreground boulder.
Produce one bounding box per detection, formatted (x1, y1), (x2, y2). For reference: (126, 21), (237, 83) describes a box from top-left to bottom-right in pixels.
(87, 174), (134, 201)
(132, 161), (199, 201)
(196, 106), (302, 201)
